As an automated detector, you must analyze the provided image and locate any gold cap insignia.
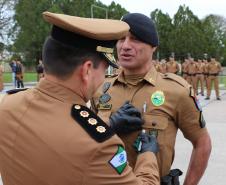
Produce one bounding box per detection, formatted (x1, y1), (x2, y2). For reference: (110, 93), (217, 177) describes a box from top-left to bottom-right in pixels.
(96, 126), (106, 133)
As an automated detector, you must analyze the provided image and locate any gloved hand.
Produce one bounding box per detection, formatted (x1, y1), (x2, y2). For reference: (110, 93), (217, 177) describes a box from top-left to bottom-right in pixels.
(109, 101), (143, 134)
(139, 131), (159, 154)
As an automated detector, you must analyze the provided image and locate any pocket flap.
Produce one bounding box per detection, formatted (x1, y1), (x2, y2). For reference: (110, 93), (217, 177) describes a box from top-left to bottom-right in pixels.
(143, 114), (168, 130)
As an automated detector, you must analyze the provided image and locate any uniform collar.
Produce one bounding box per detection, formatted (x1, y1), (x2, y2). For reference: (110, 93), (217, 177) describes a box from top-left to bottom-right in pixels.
(113, 66), (157, 86)
(36, 79), (86, 105)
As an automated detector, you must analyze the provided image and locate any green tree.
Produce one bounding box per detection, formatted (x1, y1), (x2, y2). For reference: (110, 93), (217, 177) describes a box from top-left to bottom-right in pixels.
(202, 14), (226, 65)
(151, 9), (173, 59)
(10, 0), (128, 68)
(172, 5), (205, 60)
(0, 0), (15, 40)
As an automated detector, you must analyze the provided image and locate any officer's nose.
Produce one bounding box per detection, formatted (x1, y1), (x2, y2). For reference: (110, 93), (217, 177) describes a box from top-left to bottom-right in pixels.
(121, 37), (132, 51)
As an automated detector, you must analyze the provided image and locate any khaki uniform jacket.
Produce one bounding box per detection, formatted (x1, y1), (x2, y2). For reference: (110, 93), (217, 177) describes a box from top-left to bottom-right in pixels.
(186, 62), (197, 75)
(196, 63), (205, 74)
(92, 67), (207, 177)
(0, 79), (159, 185)
(166, 61), (179, 74)
(207, 61), (222, 74)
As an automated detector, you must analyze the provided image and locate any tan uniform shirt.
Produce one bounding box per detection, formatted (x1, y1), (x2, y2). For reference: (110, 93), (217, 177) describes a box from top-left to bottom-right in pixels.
(196, 62), (205, 74)
(92, 67), (207, 177)
(186, 62), (197, 75)
(181, 61), (188, 73)
(207, 61), (222, 74)
(160, 63), (167, 74)
(166, 61), (179, 74)
(0, 79), (159, 185)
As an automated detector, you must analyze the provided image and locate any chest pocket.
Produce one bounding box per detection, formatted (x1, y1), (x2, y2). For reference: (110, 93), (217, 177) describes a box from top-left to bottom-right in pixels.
(142, 114), (168, 137)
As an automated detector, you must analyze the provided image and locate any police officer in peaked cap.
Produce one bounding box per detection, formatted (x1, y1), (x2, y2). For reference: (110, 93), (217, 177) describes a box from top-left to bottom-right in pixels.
(0, 12), (160, 185)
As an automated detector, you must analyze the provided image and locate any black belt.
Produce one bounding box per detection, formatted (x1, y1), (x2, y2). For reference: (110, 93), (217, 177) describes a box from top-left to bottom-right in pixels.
(196, 73), (203, 75)
(187, 74), (196, 76)
(209, 73), (218, 76)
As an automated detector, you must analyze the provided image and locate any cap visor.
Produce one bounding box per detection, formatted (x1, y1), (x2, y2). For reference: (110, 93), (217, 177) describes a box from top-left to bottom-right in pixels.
(102, 53), (118, 68)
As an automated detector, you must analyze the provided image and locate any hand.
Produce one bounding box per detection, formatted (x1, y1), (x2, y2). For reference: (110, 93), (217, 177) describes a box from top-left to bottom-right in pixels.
(139, 132), (159, 154)
(109, 101), (143, 134)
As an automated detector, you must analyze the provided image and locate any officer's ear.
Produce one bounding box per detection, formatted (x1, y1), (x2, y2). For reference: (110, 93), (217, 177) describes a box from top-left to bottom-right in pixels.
(80, 60), (93, 83)
(152, 46), (157, 53)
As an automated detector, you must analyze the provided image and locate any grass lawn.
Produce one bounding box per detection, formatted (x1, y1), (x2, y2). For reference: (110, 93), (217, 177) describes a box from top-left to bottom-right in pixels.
(3, 72), (38, 83)
(219, 75), (226, 89)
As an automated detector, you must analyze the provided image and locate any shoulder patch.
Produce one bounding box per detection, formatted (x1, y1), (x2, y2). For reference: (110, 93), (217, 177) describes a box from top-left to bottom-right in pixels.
(163, 73), (190, 89)
(71, 104), (115, 142)
(6, 88), (28, 94)
(189, 87), (206, 128)
(109, 145), (127, 174)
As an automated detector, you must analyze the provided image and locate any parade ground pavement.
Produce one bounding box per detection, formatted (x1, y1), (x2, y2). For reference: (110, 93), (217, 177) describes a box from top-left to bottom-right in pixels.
(0, 83), (226, 185)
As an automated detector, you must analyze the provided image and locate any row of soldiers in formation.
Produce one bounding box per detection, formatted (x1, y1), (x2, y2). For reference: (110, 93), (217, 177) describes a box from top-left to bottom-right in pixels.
(153, 56), (223, 100)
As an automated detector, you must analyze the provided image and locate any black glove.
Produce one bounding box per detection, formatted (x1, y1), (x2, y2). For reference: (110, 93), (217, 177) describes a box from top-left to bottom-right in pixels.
(139, 132), (159, 154)
(109, 101), (143, 134)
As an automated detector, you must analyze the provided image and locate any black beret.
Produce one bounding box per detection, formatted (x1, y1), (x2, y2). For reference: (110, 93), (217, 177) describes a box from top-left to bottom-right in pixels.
(121, 13), (159, 47)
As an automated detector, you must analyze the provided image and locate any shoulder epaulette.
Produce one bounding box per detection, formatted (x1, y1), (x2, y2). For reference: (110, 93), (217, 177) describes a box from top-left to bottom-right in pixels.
(163, 73), (190, 89)
(71, 104), (115, 142)
(6, 88), (28, 95)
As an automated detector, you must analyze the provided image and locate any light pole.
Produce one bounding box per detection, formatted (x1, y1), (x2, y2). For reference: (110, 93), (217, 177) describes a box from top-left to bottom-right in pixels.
(91, 4), (108, 19)
(91, 4), (113, 75)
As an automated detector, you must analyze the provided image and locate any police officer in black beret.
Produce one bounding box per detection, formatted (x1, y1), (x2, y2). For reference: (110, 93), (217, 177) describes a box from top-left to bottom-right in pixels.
(92, 13), (211, 185)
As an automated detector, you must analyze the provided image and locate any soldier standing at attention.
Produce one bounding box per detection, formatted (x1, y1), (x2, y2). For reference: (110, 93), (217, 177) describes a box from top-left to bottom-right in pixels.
(154, 59), (161, 73)
(166, 56), (180, 74)
(203, 59), (209, 93)
(205, 57), (222, 100)
(159, 59), (167, 74)
(0, 12), (160, 185)
(186, 58), (198, 94)
(181, 58), (189, 81)
(196, 59), (205, 96)
(92, 13), (211, 185)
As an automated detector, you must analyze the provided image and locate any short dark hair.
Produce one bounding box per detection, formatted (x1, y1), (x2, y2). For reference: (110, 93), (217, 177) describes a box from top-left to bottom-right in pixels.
(42, 37), (105, 80)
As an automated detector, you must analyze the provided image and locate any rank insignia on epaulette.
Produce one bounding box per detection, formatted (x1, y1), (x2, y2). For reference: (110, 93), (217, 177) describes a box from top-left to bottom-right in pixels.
(99, 93), (111, 104)
(102, 82), (111, 93)
(71, 104), (114, 142)
(109, 145), (127, 174)
(98, 103), (112, 110)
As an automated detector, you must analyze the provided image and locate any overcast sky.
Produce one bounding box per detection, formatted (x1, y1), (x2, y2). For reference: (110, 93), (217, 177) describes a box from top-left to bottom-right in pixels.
(101, 0), (226, 19)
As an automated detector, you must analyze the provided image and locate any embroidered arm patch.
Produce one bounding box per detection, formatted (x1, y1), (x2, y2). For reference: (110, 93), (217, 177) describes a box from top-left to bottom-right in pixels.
(109, 145), (127, 175)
